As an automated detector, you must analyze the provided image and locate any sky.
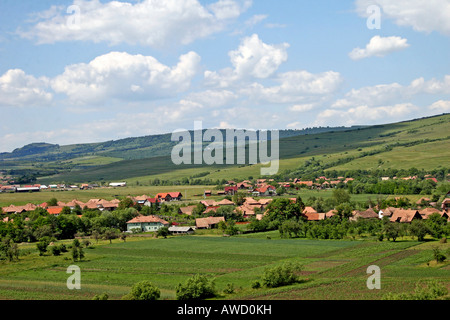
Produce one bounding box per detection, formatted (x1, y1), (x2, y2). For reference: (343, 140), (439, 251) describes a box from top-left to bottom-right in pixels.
(0, 0), (449, 152)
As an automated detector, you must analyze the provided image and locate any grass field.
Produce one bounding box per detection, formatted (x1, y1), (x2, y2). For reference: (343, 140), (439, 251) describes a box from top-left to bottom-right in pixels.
(1, 234), (448, 300)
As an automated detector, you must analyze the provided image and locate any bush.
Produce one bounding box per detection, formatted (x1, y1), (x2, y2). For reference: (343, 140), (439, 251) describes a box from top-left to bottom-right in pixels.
(383, 280), (448, 300)
(261, 262), (303, 288)
(176, 274), (217, 300)
(92, 293), (109, 300)
(251, 280), (261, 289)
(123, 281), (160, 300)
(50, 246), (61, 256)
(223, 283), (235, 294)
(433, 247), (446, 263)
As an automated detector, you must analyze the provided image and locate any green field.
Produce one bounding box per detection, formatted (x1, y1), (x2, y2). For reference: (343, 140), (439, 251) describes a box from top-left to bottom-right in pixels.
(1, 234), (448, 300)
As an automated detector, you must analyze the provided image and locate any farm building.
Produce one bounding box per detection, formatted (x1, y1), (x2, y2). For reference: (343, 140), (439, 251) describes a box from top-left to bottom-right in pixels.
(109, 182), (127, 187)
(195, 217), (225, 229)
(179, 205), (197, 216)
(169, 226), (195, 235)
(126, 215), (169, 232)
(350, 208), (379, 221)
(390, 209), (422, 223)
(441, 198), (450, 213)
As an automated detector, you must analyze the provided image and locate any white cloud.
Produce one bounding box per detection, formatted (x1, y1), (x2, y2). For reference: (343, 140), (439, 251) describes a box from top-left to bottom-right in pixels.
(349, 35), (410, 60)
(0, 69), (52, 107)
(315, 103), (418, 126)
(245, 14), (268, 27)
(19, 0), (251, 47)
(429, 100), (450, 112)
(332, 75), (450, 108)
(205, 34), (289, 86)
(51, 51), (201, 105)
(355, 0), (450, 36)
(242, 70), (343, 104)
(289, 104), (315, 112)
(286, 121), (302, 129)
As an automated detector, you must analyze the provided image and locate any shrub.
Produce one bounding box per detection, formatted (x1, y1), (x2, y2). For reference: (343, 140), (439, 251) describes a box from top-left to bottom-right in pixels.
(383, 280), (448, 300)
(92, 293), (109, 300)
(223, 283), (235, 294)
(251, 280), (261, 289)
(50, 246), (61, 256)
(176, 274), (217, 300)
(433, 247), (446, 263)
(123, 281), (160, 301)
(261, 262), (303, 288)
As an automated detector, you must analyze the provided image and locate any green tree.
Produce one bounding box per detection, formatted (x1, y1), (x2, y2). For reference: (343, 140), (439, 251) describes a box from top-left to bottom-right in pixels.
(409, 220), (430, 241)
(0, 237), (19, 262)
(47, 198), (58, 207)
(103, 228), (119, 243)
(176, 274), (217, 300)
(333, 189), (351, 205)
(384, 223), (401, 242)
(156, 227), (170, 239)
(36, 236), (51, 256)
(232, 192), (246, 206)
(118, 198), (134, 210)
(124, 281), (160, 300)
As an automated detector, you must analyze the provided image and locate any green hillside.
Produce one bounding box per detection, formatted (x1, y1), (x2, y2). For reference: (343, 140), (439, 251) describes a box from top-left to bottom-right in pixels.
(35, 113), (450, 184)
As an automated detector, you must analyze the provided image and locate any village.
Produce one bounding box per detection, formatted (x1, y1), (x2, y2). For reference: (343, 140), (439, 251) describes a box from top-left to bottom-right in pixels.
(1, 176), (449, 238)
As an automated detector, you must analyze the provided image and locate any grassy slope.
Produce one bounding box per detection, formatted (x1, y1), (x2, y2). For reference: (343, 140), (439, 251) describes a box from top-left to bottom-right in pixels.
(0, 235), (448, 300)
(36, 114), (450, 184)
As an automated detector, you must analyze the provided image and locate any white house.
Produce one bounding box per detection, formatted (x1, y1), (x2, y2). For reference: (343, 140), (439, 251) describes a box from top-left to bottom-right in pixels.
(109, 182), (127, 187)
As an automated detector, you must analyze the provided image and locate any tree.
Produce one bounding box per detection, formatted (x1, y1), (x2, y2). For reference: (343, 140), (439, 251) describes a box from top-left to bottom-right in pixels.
(433, 247), (446, 263)
(192, 203), (206, 216)
(47, 198), (58, 207)
(0, 237), (19, 262)
(156, 227), (169, 239)
(279, 219), (302, 238)
(409, 220), (430, 241)
(124, 281), (160, 300)
(333, 189), (351, 205)
(426, 213), (447, 239)
(384, 223), (401, 242)
(232, 192), (246, 206)
(118, 198), (134, 210)
(60, 206), (72, 215)
(71, 238), (84, 261)
(103, 228), (119, 243)
(176, 274), (217, 300)
(71, 246), (79, 262)
(36, 236), (51, 256)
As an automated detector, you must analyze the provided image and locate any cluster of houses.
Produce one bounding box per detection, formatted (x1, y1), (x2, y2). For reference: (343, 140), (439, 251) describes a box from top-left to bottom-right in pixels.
(2, 181), (450, 237)
(0, 182), (128, 193)
(205, 177), (358, 198)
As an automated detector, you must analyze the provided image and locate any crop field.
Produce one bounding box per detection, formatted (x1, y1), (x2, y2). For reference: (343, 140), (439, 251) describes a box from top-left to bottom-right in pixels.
(0, 233), (448, 300)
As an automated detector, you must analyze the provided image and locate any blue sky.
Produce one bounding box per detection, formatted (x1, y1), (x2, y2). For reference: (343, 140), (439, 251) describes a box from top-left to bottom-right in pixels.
(1, 0), (449, 152)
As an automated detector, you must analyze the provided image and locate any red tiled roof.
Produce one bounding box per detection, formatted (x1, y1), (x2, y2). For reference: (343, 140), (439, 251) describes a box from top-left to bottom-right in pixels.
(127, 215), (169, 225)
(47, 206), (64, 215)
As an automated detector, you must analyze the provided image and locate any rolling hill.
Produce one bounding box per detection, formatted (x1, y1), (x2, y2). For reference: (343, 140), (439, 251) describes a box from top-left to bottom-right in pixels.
(2, 113), (449, 184)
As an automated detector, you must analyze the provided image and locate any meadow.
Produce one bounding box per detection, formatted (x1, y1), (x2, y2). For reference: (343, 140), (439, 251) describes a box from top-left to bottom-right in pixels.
(0, 233), (448, 300)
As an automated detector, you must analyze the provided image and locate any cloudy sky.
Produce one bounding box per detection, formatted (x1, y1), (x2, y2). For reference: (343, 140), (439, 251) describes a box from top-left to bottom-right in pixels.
(1, 0), (449, 152)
